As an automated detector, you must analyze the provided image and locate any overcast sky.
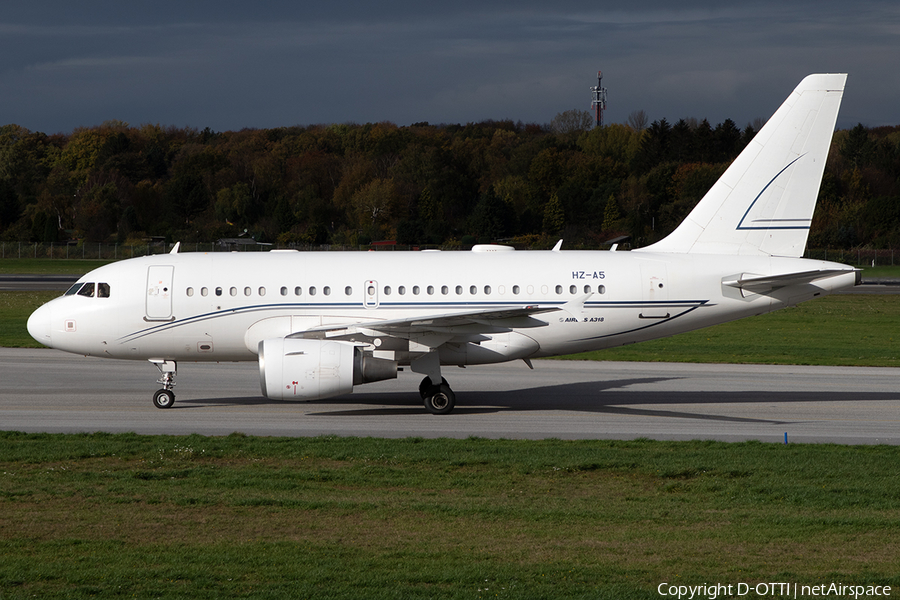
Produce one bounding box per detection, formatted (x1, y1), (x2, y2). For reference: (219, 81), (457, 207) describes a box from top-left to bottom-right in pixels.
(1, 1), (897, 134)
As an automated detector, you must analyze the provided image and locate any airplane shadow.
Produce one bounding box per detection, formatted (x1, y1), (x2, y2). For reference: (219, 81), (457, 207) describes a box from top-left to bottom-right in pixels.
(175, 375), (900, 425)
(174, 377), (671, 411)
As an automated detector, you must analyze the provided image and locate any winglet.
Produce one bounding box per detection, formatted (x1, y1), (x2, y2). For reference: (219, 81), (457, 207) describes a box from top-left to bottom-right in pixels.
(170, 242), (181, 254)
(551, 239), (563, 252)
(561, 292), (593, 318)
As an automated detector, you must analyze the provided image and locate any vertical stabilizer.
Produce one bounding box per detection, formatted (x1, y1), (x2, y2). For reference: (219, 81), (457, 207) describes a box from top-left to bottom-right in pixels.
(636, 74), (846, 257)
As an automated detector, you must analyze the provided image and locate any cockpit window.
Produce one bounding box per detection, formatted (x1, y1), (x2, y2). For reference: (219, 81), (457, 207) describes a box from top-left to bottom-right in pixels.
(65, 282), (110, 297)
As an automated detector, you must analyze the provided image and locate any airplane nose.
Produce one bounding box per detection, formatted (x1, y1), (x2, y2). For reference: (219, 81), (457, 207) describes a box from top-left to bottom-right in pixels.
(27, 303), (53, 347)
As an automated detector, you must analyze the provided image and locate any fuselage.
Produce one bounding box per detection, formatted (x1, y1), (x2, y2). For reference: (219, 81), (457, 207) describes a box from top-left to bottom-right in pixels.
(27, 247), (858, 365)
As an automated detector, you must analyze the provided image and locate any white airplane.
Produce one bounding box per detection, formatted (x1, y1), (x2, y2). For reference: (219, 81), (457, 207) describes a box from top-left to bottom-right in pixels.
(27, 74), (858, 414)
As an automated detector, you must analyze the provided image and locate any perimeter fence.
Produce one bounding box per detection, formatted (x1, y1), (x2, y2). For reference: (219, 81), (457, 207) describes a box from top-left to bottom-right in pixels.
(0, 241), (898, 267)
(802, 248), (898, 267)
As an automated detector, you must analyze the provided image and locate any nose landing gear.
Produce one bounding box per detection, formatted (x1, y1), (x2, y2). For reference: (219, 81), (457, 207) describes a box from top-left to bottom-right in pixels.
(150, 359), (177, 409)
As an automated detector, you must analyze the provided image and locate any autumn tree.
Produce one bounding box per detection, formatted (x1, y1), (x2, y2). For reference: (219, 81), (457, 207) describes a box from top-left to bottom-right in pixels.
(550, 109), (594, 136)
(350, 178), (398, 235)
(542, 192), (564, 237)
(601, 194), (622, 232)
(469, 187), (515, 243)
(627, 110), (649, 132)
(0, 118), (898, 251)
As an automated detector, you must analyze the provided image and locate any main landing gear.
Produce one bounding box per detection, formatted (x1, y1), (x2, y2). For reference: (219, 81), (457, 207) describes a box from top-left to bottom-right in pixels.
(150, 359), (177, 409)
(419, 376), (455, 415)
(412, 352), (456, 415)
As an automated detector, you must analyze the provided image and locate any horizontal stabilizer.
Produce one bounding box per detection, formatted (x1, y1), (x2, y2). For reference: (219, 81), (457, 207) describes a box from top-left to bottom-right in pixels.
(723, 268), (859, 293)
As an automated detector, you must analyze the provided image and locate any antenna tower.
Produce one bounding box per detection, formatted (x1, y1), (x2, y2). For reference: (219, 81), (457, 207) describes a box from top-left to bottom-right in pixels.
(591, 70), (608, 128)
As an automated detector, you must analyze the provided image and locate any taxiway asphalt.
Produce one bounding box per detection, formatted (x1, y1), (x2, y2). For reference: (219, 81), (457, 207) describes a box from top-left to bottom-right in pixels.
(2, 348), (898, 444)
(0, 274), (78, 291)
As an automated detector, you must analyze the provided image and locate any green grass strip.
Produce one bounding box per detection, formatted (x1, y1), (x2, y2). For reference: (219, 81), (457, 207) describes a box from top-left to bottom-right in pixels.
(558, 294), (900, 366)
(0, 258), (115, 275)
(0, 291), (57, 347)
(1, 433), (898, 599)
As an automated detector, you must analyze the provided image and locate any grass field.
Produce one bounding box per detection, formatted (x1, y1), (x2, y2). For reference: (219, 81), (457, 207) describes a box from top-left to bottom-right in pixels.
(1, 433), (899, 599)
(0, 258), (115, 274)
(0, 291), (57, 347)
(860, 265), (900, 279)
(560, 294), (900, 366)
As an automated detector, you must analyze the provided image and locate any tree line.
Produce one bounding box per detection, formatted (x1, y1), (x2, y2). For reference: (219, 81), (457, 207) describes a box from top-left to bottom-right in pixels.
(0, 114), (898, 250)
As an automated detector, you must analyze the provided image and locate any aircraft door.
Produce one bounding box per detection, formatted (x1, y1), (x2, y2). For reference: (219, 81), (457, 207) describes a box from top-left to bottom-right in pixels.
(364, 280), (379, 309)
(146, 265), (175, 321)
(639, 262), (669, 319)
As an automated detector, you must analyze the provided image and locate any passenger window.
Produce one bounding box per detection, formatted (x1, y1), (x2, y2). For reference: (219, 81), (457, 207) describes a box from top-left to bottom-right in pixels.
(484, 285), (491, 295)
(216, 287), (223, 296)
(230, 287), (237, 297)
(441, 285), (449, 295)
(569, 285), (577, 294)
(323, 286), (331, 296)
(427, 286), (434, 295)
(201, 287), (209, 297)
(455, 285), (463, 295)
(98, 283), (110, 298)
(368, 285), (376, 295)
(345, 286), (353, 296)
(512, 285), (520, 295)
(281, 287), (288, 296)
(187, 287), (194, 297)
(470, 285), (477, 295)
(309, 286), (317, 296)
(555, 285), (563, 294)
(294, 286), (302, 296)
(584, 285), (591, 294)
(244, 287), (252, 296)
(413, 286), (420, 295)
(77, 283), (95, 297)
(598, 285), (606, 294)
(259, 287), (266, 296)
(398, 286), (405, 295)
(384, 286), (392, 295)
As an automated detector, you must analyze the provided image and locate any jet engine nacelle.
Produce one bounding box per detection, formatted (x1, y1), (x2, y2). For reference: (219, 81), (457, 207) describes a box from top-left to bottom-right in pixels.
(258, 338), (397, 401)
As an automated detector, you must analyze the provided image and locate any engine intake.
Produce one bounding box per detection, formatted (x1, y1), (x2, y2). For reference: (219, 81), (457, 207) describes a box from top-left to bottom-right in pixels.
(258, 338), (397, 401)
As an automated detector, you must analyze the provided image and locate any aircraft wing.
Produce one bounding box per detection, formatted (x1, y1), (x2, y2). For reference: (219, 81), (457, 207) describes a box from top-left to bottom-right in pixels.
(368, 305), (557, 331)
(287, 305), (557, 342)
(723, 268), (859, 293)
